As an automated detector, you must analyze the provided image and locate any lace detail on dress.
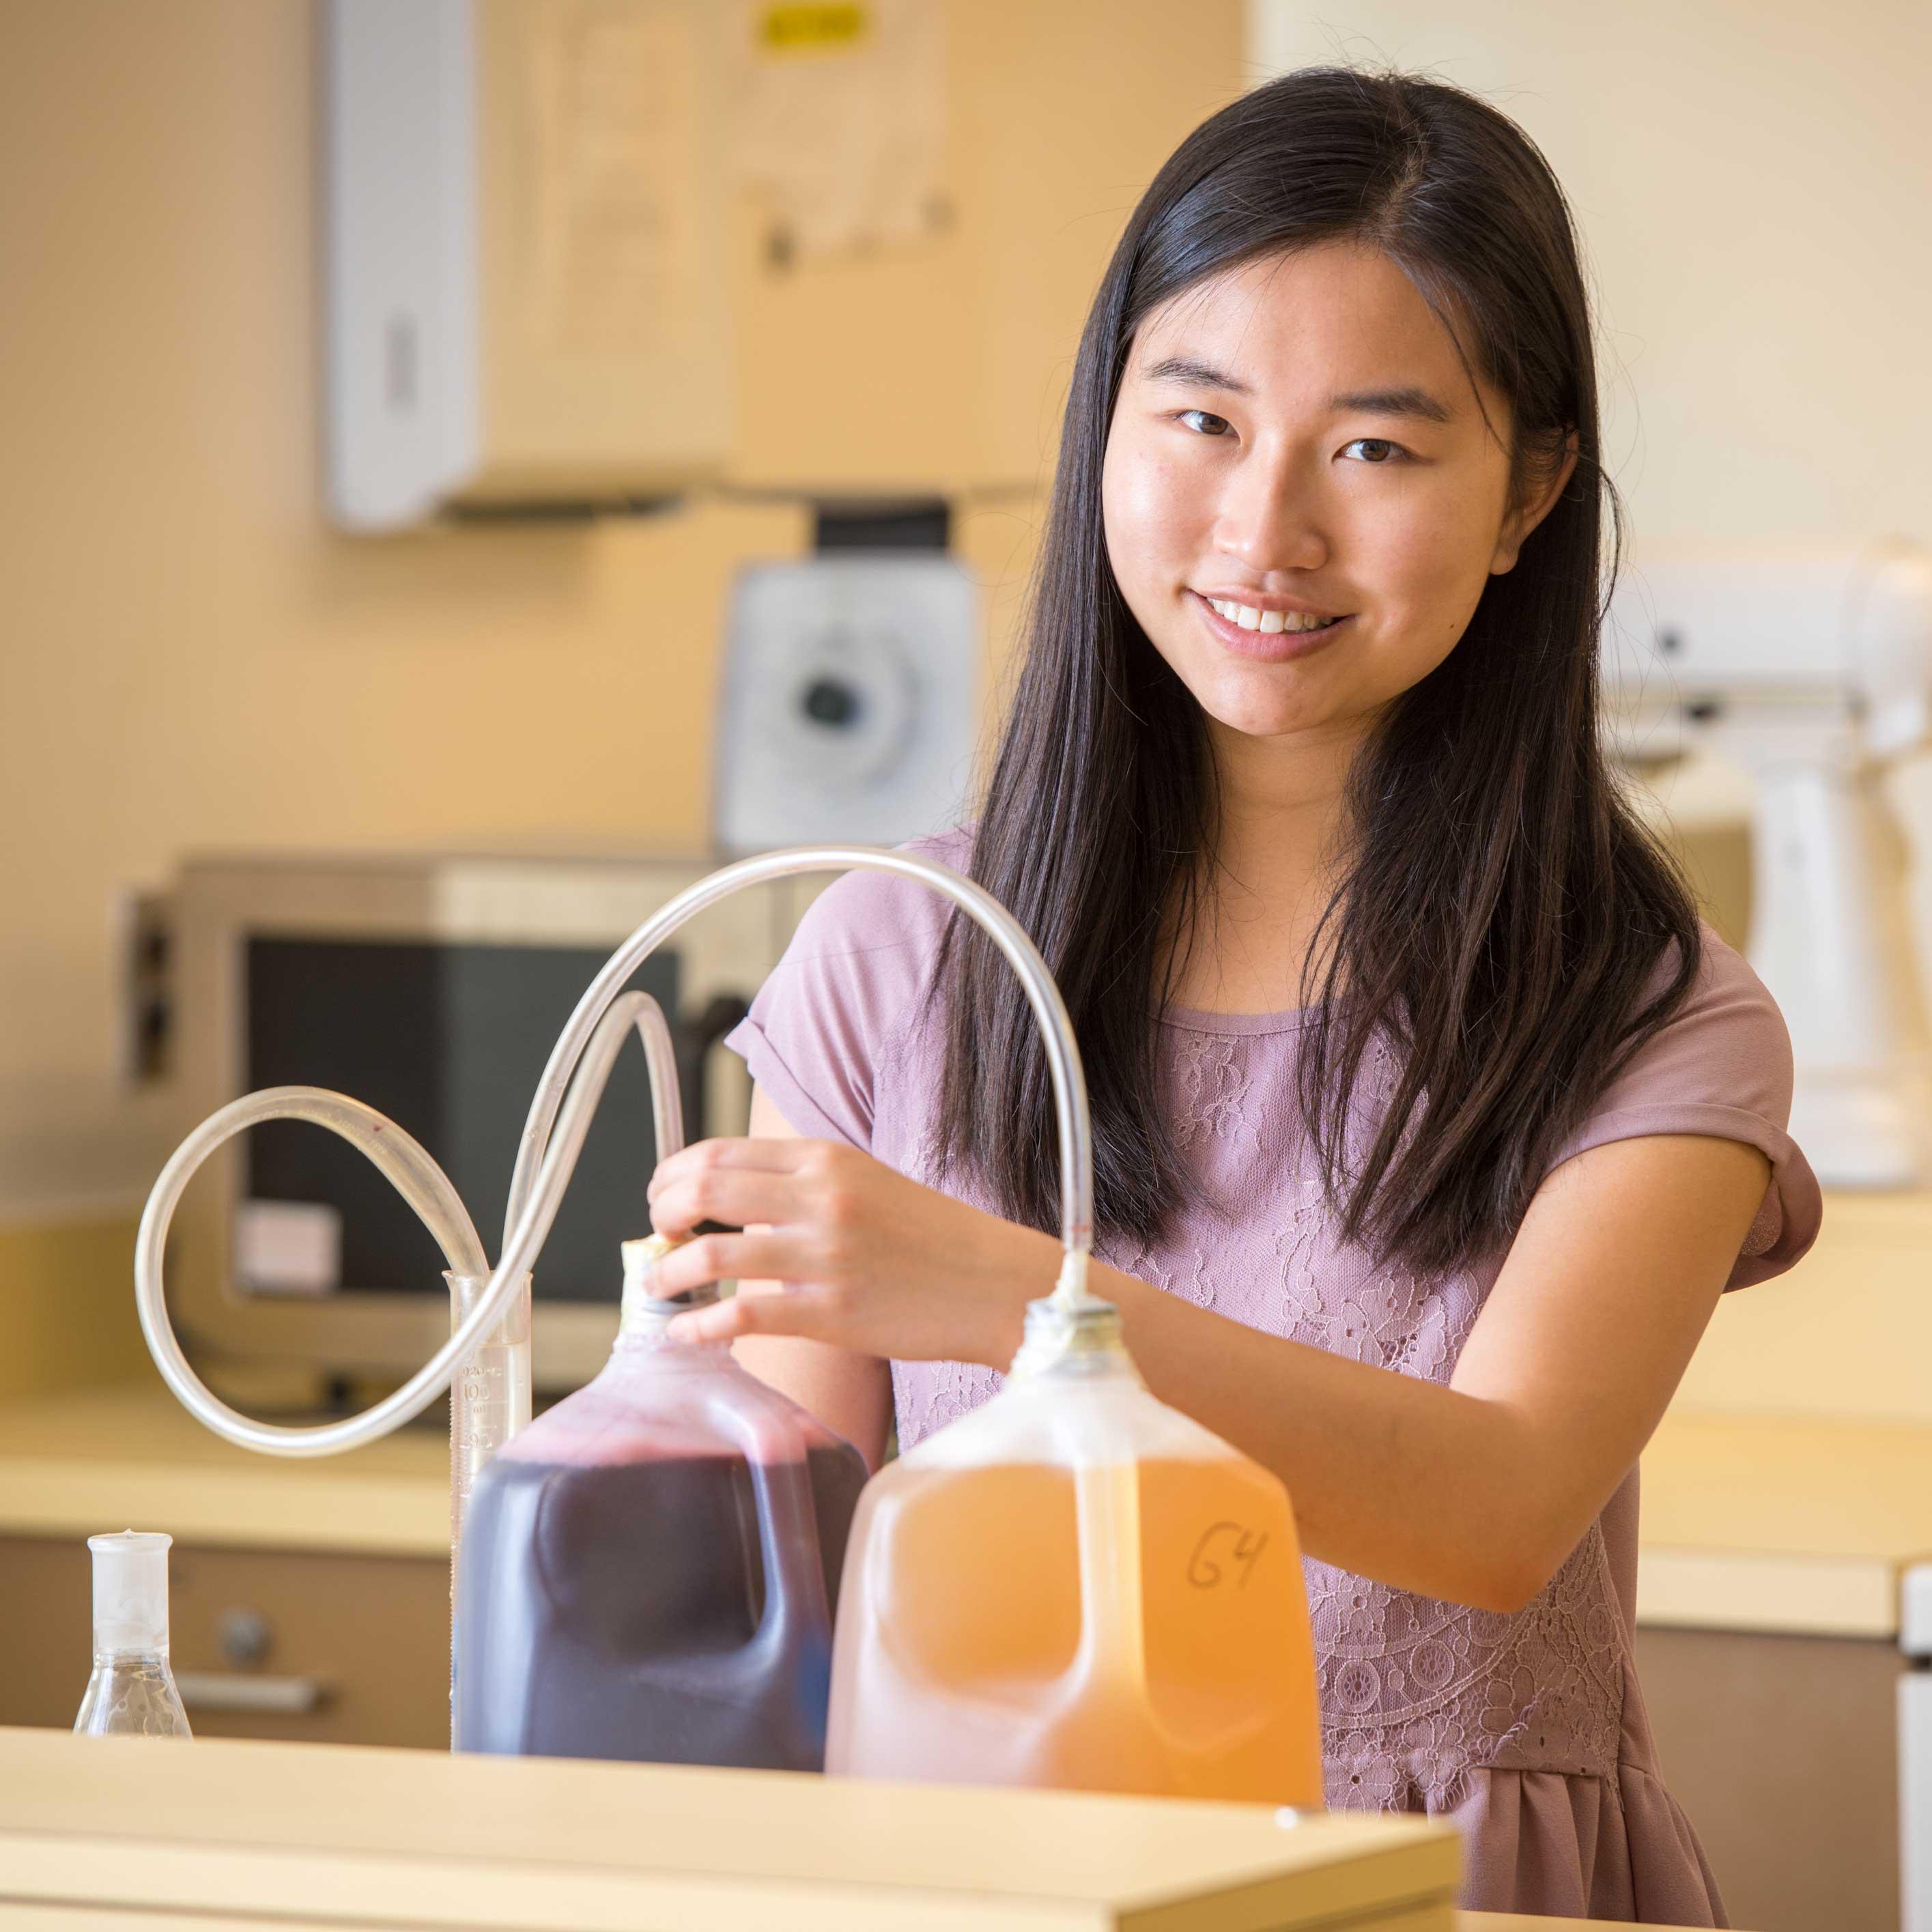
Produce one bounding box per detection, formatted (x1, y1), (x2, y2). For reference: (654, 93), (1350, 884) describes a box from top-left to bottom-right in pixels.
(891, 1354), (1001, 1447)
(1173, 1031), (1266, 1156)
(1274, 1180), (1466, 1380)
(1107, 1236), (1219, 1310)
(1313, 1520), (1626, 1813)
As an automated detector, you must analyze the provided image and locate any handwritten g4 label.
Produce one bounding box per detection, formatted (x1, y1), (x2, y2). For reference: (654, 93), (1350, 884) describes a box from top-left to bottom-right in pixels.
(1187, 1521), (1268, 1591)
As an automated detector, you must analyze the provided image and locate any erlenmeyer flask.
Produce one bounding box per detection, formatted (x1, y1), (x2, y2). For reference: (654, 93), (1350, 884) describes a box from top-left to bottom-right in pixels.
(828, 1297), (1324, 1806)
(74, 1531), (192, 1739)
(454, 1240), (868, 1769)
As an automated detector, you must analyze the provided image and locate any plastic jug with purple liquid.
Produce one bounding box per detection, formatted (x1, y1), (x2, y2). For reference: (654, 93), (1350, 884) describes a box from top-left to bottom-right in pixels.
(453, 1238), (866, 1770)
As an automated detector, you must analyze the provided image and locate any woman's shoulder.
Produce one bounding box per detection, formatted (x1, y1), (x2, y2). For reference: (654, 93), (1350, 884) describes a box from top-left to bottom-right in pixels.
(779, 826), (976, 965)
(1550, 920), (1820, 1285)
(726, 827), (976, 1149)
(754, 825), (975, 1030)
(1620, 921), (1795, 1120)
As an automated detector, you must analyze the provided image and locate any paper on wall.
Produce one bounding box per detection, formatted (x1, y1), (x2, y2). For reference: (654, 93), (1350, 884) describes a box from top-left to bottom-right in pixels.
(525, 1), (707, 356)
(730, 0), (948, 262)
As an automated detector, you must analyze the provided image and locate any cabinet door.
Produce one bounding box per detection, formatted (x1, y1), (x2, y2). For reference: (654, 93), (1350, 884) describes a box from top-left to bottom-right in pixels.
(1636, 1624), (1902, 1932)
(0, 1536), (447, 1749)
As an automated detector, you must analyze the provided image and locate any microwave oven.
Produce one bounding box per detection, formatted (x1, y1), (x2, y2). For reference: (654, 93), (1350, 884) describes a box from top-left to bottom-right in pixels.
(165, 850), (821, 1392)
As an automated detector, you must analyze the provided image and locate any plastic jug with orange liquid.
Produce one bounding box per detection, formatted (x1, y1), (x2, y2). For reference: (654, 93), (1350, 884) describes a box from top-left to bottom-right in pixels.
(828, 1291), (1325, 1807)
(455, 1237), (867, 1769)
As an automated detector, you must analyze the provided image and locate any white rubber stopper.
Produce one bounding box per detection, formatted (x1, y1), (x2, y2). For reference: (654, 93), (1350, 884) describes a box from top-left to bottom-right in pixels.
(88, 1530), (172, 1656)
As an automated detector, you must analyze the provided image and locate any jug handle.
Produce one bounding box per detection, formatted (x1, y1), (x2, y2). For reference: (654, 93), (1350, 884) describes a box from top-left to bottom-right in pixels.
(722, 1399), (832, 1654)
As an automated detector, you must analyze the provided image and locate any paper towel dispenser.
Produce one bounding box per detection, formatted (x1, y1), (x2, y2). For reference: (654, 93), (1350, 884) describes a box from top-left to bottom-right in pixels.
(324, 0), (731, 532)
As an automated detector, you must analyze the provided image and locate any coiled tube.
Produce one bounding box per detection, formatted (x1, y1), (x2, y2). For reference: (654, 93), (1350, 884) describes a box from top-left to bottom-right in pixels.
(134, 846), (1096, 1464)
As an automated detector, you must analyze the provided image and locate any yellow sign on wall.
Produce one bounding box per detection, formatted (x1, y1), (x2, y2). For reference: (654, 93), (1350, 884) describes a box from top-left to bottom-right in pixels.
(757, 4), (871, 56)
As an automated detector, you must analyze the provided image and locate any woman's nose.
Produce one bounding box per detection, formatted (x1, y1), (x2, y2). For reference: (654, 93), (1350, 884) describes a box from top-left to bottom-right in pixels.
(1212, 452), (1329, 573)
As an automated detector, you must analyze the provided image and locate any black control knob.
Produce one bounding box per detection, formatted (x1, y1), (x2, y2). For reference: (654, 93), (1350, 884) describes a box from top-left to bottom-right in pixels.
(800, 677), (862, 728)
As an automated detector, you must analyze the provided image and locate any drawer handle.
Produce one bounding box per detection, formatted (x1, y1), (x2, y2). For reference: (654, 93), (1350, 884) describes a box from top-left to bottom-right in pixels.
(175, 1671), (327, 1715)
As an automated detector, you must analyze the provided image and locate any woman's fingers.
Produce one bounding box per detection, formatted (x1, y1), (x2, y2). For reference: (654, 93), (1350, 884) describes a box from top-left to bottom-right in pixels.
(649, 1136), (826, 1202)
(665, 1284), (823, 1347)
(647, 1232), (806, 1297)
(649, 1164), (808, 1242)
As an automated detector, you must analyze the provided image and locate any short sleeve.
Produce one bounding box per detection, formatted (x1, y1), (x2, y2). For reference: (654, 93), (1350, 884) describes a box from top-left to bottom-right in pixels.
(1541, 926), (1823, 1288)
(724, 831), (967, 1151)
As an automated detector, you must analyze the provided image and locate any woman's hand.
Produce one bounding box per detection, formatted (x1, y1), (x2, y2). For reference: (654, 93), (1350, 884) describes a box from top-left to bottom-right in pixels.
(644, 1136), (1062, 1367)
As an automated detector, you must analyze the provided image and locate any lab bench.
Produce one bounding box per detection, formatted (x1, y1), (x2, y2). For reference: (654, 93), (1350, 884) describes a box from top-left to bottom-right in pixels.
(0, 1724), (1742, 1930)
(1633, 1410), (1932, 1932)
(0, 1381), (452, 1749)
(0, 1379), (1922, 1928)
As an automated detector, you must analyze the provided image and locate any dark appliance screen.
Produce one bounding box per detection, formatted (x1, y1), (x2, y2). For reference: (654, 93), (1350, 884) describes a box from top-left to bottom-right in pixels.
(244, 937), (683, 1303)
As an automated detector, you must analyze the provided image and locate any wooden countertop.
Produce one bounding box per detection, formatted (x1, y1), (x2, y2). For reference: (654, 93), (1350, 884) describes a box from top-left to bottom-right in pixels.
(0, 1727), (1742, 1930)
(0, 1378), (449, 1556)
(0, 1739), (1754, 1932)
(1638, 1408), (1932, 1638)
(1, 1727), (1459, 1930)
(5, 1374), (1931, 1639)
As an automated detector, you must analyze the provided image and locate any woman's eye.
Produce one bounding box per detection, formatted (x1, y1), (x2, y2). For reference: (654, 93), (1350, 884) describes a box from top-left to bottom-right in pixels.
(1178, 410), (1233, 437)
(1342, 437), (1404, 464)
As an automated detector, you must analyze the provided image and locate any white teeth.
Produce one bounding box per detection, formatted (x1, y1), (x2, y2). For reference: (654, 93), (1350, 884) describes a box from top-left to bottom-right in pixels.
(1206, 596), (1343, 635)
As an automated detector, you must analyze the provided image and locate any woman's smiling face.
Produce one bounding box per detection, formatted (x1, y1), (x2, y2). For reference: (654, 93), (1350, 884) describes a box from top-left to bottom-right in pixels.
(1101, 241), (1572, 745)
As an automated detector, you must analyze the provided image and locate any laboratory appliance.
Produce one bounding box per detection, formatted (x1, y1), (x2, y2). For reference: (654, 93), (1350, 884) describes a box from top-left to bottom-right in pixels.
(160, 849), (807, 1392)
(714, 553), (980, 853)
(1604, 541), (1932, 1187)
(324, 0), (730, 529)
(133, 848), (1325, 1798)
(1902, 1563), (1932, 1932)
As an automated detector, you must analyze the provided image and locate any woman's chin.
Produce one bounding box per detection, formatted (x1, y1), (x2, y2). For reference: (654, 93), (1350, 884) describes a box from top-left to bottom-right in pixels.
(1195, 687), (1345, 743)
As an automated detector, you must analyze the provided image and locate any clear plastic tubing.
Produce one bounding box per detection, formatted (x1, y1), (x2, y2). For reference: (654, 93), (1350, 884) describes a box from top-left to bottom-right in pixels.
(449, 989), (687, 1546)
(133, 844), (1096, 1469)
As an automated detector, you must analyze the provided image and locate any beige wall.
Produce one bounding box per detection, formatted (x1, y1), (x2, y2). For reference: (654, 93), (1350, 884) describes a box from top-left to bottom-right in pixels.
(1250, 1), (1932, 1421)
(1251, 0), (1932, 966)
(1252, 0), (1932, 543)
(0, 0), (1243, 1249)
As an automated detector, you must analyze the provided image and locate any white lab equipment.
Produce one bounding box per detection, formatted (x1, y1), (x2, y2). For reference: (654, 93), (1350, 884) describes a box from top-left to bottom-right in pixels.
(1604, 543), (1932, 1187)
(74, 1531), (192, 1739)
(714, 557), (982, 853)
(133, 847), (1098, 1742)
(1901, 1564), (1932, 1931)
(323, 0), (730, 530)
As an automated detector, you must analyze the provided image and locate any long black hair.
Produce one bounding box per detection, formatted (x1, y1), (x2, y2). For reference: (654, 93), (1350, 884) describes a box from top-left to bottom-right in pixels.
(931, 66), (1701, 1276)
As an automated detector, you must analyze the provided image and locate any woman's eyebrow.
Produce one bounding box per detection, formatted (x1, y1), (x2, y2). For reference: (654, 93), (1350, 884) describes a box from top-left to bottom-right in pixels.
(1141, 356), (1455, 427)
(1142, 355), (1252, 395)
(1331, 386), (1455, 425)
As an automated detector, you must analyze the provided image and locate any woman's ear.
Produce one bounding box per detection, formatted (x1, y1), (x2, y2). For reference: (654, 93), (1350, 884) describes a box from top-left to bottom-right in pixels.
(1490, 429), (1580, 575)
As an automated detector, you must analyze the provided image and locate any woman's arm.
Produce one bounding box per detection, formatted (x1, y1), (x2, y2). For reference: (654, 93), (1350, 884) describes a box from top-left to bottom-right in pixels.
(646, 1128), (1768, 1613)
(1092, 1133), (1765, 1610)
(717, 1088), (896, 1471)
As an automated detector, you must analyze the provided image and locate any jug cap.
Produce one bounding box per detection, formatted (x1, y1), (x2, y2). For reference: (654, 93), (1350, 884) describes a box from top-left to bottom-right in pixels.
(619, 1234), (722, 1334)
(1010, 1293), (1130, 1378)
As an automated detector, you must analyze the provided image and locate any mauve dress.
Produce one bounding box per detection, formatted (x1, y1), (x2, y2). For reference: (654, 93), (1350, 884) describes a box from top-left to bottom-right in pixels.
(726, 829), (1824, 1923)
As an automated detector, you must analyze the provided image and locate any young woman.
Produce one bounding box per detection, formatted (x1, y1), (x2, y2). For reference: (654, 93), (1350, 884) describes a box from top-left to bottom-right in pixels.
(646, 66), (1820, 1923)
